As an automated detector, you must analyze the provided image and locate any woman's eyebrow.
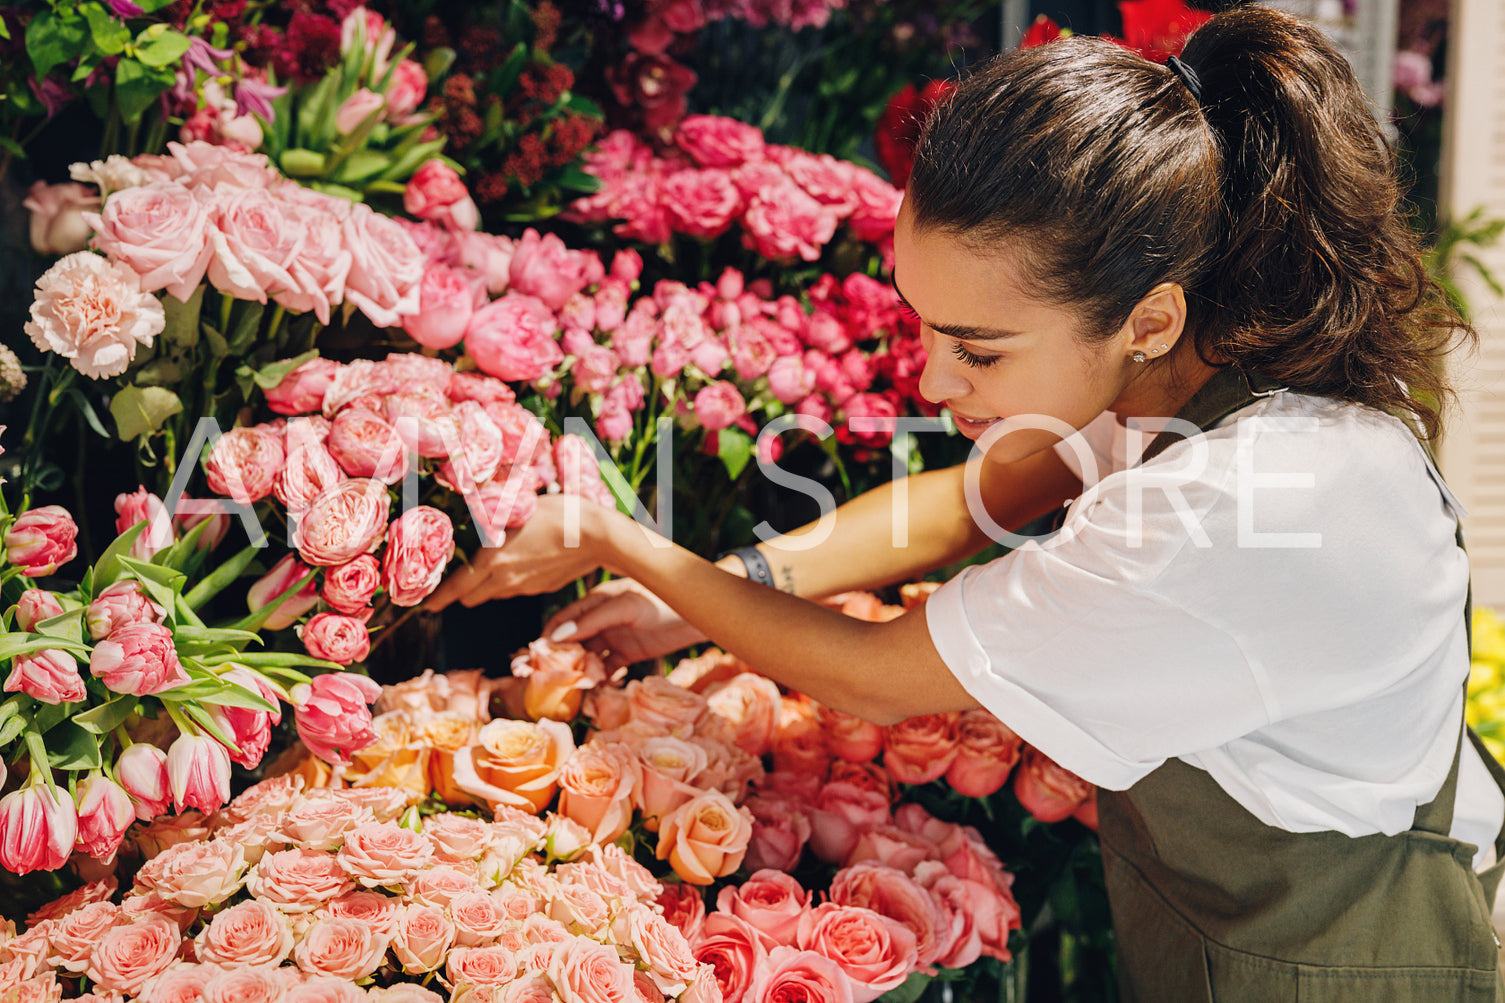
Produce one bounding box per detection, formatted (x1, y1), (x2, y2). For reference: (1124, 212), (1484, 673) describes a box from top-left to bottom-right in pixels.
(892, 272), (1024, 342)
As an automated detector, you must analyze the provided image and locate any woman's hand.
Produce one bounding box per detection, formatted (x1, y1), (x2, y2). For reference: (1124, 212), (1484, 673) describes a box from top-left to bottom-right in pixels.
(544, 578), (708, 669)
(427, 495), (616, 611)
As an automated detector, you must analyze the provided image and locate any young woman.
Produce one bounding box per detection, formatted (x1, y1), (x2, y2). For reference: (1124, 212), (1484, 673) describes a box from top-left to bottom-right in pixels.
(430, 7), (1505, 998)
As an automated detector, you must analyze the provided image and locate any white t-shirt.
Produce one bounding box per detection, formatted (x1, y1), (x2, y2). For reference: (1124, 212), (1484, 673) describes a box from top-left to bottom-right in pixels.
(926, 390), (1505, 867)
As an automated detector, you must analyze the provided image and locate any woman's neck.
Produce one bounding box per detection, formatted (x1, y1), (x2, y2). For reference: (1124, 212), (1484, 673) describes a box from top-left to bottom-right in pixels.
(1109, 352), (1225, 421)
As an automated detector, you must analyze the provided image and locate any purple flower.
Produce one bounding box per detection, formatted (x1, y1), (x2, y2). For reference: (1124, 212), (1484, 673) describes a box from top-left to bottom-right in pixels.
(106, 0), (143, 15)
(234, 76), (287, 122)
(28, 77), (71, 119)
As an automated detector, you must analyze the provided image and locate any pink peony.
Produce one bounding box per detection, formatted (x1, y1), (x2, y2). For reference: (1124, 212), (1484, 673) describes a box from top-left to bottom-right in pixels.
(382, 505), (453, 607)
(741, 182), (838, 263)
(404, 160), (480, 232)
(509, 228), (601, 313)
(327, 408), (409, 484)
(465, 292), (562, 382)
(4, 505), (79, 576)
(692, 382), (746, 432)
(265, 356), (339, 415)
(293, 478), (391, 566)
(276, 422), (345, 514)
(663, 170), (742, 239)
(84, 180), (215, 301)
(300, 612), (371, 665)
(291, 672), (382, 765)
(90, 621), (190, 695)
(675, 116), (765, 168)
(404, 264), (474, 349)
(205, 425), (285, 504)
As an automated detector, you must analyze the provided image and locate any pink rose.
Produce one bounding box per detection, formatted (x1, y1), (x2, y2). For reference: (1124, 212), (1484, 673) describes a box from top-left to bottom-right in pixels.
(167, 732), (232, 814)
(741, 182), (838, 262)
(393, 904), (456, 974)
(828, 863), (944, 967)
(657, 883), (706, 945)
(327, 408), (409, 484)
(337, 820), (435, 887)
(0, 783), (77, 874)
(335, 87), (386, 134)
(844, 825), (938, 873)
(47, 900), (124, 972)
(704, 673), (781, 758)
(627, 904), (699, 994)
(746, 946), (854, 1003)
(138, 964), (217, 1003)
(4, 648), (84, 704)
(663, 170), (741, 239)
(382, 505), (454, 607)
(276, 420), (345, 514)
(206, 187), (303, 303)
(796, 903), (916, 1003)
(882, 714), (960, 785)
(167, 140), (278, 188)
(88, 580), (167, 641)
(5, 504), (79, 576)
(278, 201), (353, 325)
(294, 478), (391, 566)
(205, 426), (284, 504)
(278, 795), (377, 851)
(693, 914), (766, 1003)
(194, 899), (292, 966)
(74, 775), (134, 860)
(557, 742), (638, 845)
(246, 848), (357, 911)
(817, 707), (885, 763)
(657, 791), (753, 886)
(467, 475), (539, 546)
(715, 870), (809, 948)
(627, 674), (710, 732)
(291, 672), (382, 766)
(675, 116), (764, 168)
(509, 229), (601, 313)
(137, 835), (249, 909)
(246, 553), (320, 630)
(383, 390), (461, 459)
(116, 743), (171, 820)
(848, 171), (904, 243)
(25, 179), (99, 256)
(322, 555), (380, 614)
(436, 401), (505, 495)
(741, 794), (812, 873)
(282, 979), (371, 1003)
(405, 264), (475, 349)
(1013, 747), (1093, 823)
(90, 621), (190, 695)
(84, 181), (214, 301)
(452, 890), (512, 947)
(342, 203), (424, 328)
(404, 160), (480, 232)
(203, 967), (284, 1003)
(457, 231), (516, 295)
(386, 59), (429, 120)
(300, 612), (371, 665)
(266, 357), (340, 415)
(87, 916), (181, 994)
(465, 292), (561, 382)
(944, 710), (1023, 799)
(548, 937), (634, 1003)
(293, 917), (388, 979)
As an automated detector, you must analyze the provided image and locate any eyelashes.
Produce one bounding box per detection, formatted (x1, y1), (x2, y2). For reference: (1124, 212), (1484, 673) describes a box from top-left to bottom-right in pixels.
(951, 341), (1002, 369)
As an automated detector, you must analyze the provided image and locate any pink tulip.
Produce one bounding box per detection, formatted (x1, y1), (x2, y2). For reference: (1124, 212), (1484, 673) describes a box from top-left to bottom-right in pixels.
(167, 732), (231, 814)
(246, 553), (320, 630)
(4, 505), (79, 576)
(214, 667), (281, 769)
(89, 621), (190, 696)
(3, 648), (85, 703)
(86, 580), (167, 641)
(291, 672), (381, 766)
(335, 87), (385, 134)
(75, 775), (134, 860)
(15, 589), (64, 632)
(116, 743), (171, 820)
(0, 783), (78, 874)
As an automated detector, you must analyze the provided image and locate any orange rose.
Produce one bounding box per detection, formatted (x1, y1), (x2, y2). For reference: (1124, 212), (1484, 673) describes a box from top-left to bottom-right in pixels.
(664, 648), (749, 694)
(342, 712), (431, 798)
(451, 718), (575, 813)
(557, 741), (639, 843)
(655, 791), (753, 886)
(771, 698), (831, 778)
(511, 639), (607, 722)
(882, 714), (960, 785)
(1013, 747), (1092, 823)
(817, 705), (885, 763)
(944, 710), (1023, 799)
(704, 673), (782, 758)
(414, 711), (479, 806)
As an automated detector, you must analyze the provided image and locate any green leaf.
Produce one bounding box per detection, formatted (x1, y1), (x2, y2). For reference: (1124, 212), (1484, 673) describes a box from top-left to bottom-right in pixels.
(0, 710), (27, 748)
(117, 556), (186, 613)
(44, 720), (102, 770)
(200, 651), (341, 672)
(280, 148), (329, 177)
(180, 701), (240, 749)
(81, 2), (130, 55)
(137, 0), (180, 11)
(66, 388), (112, 439)
(227, 301), (266, 355)
(134, 28), (192, 68)
(161, 284), (204, 349)
(878, 974), (933, 1003)
(26, 9), (89, 81)
(33, 609), (84, 646)
(167, 677), (275, 713)
(245, 350), (319, 392)
(74, 694), (138, 735)
(184, 543), (260, 610)
(94, 522), (148, 586)
(0, 633), (91, 662)
(230, 567), (319, 633)
(332, 149), (390, 185)
(377, 138), (447, 183)
(114, 57), (175, 123)
(110, 384), (184, 441)
(174, 625), (263, 648)
(717, 426), (754, 480)
(423, 46), (455, 81)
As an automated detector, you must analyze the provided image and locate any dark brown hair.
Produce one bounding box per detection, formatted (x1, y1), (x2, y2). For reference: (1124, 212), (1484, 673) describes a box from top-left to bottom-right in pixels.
(907, 6), (1471, 439)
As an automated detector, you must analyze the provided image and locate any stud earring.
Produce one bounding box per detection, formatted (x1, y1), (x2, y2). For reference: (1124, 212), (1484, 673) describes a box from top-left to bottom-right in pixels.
(1132, 351), (1147, 363)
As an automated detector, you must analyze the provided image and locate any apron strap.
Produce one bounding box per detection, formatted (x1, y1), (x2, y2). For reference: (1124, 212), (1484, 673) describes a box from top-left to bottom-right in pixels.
(1138, 366), (1288, 466)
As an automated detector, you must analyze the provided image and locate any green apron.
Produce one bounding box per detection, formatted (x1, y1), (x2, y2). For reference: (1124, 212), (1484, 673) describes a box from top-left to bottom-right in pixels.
(1095, 366), (1505, 1001)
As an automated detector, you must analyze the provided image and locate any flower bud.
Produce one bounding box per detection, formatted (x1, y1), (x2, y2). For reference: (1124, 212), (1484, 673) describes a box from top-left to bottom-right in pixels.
(75, 775), (134, 860)
(15, 589), (64, 631)
(116, 743), (171, 820)
(0, 783), (78, 874)
(167, 732), (232, 814)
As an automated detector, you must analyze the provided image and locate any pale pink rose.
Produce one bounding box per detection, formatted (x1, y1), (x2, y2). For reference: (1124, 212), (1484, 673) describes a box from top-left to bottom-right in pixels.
(84, 181), (214, 301)
(205, 426), (284, 504)
(321, 555), (380, 614)
(741, 794), (812, 873)
(627, 675), (708, 733)
(382, 390), (461, 459)
(276, 423), (345, 514)
(1013, 747), (1093, 823)
(882, 714), (960, 785)
(221, 774), (303, 824)
(247, 848), (357, 912)
(692, 382), (745, 433)
(382, 505), (453, 606)
(117, 743), (171, 820)
(703, 673), (781, 758)
(795, 903), (916, 1003)
(817, 706), (885, 763)
(447, 946), (520, 992)
(844, 824), (938, 873)
(627, 904), (700, 994)
(421, 813), (495, 863)
(46, 900), (124, 972)
(293, 478), (391, 566)
(327, 408), (408, 484)
(342, 203), (424, 327)
(281, 977), (370, 1003)
(90, 621), (189, 695)
(746, 946), (853, 1003)
(166, 732), (232, 814)
(451, 891), (512, 947)
(336, 819), (435, 887)
(87, 579), (166, 641)
(16, 588), (65, 632)
(276, 203), (353, 325)
(715, 870), (809, 948)
(464, 293), (561, 382)
(557, 743), (638, 845)
(26, 180), (99, 255)
(299, 612), (371, 665)
(548, 937), (633, 1003)
(292, 916), (387, 979)
(509, 228), (601, 313)
(290, 672), (382, 766)
(806, 781), (889, 865)
(246, 553), (320, 630)
(408, 866), (483, 910)
(202, 966), (284, 1003)
(324, 889), (401, 940)
(392, 904), (455, 974)
(24, 252), (164, 379)
(206, 187), (303, 302)
(4, 647), (84, 704)
(944, 710), (1023, 799)
(435, 400), (505, 495)
(167, 140), (278, 189)
(675, 116), (764, 168)
(87, 916), (182, 994)
(266, 357), (340, 415)
(74, 775), (135, 860)
(828, 863), (944, 967)
(741, 182), (838, 263)
(138, 964), (219, 1003)
(656, 791), (753, 887)
(335, 87), (386, 134)
(194, 899), (292, 966)
(404, 264), (474, 349)
(404, 160), (479, 232)
(771, 701), (832, 778)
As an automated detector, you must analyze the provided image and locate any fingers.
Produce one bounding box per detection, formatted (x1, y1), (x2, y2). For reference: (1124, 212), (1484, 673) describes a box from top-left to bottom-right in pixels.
(542, 589), (617, 639)
(426, 560), (488, 612)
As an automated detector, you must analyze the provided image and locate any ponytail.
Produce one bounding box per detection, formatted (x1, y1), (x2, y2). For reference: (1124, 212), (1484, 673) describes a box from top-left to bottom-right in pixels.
(908, 6), (1471, 439)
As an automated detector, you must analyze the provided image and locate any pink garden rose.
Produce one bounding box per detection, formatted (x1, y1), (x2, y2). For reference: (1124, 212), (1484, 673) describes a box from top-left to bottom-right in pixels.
(293, 917), (389, 979)
(796, 903), (917, 1003)
(393, 904), (456, 974)
(291, 672), (382, 766)
(817, 706), (885, 763)
(85, 181), (214, 301)
(0, 783), (77, 874)
(294, 478), (391, 566)
(25, 251), (165, 378)
(741, 793), (813, 873)
(746, 946), (854, 1003)
(741, 182), (838, 263)
(266, 356), (339, 415)
(382, 505), (454, 606)
(327, 408), (409, 484)
(436, 400), (505, 495)
(693, 914), (766, 1003)
(692, 381), (746, 432)
(675, 116), (765, 168)
(300, 612), (371, 665)
(205, 187), (303, 303)
(247, 848), (357, 911)
(86, 915), (181, 994)
(24, 180), (99, 255)
(663, 170), (742, 239)
(205, 425), (285, 504)
(404, 160), (480, 232)
(1013, 747), (1093, 823)
(715, 870), (810, 948)
(383, 390), (461, 459)
(337, 820), (435, 887)
(16, 589), (64, 632)
(46, 899), (124, 972)
(882, 714), (960, 785)
(4, 648), (84, 703)
(509, 228), (601, 313)
(945, 710), (1024, 799)
(828, 863), (944, 968)
(277, 199), (354, 325)
(464, 292), (562, 382)
(321, 554), (381, 614)
(404, 264), (474, 349)
(90, 621), (190, 695)
(276, 423), (345, 514)
(342, 203), (424, 327)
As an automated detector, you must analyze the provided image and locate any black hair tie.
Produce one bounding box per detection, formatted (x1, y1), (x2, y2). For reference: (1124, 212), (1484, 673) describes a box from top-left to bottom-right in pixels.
(1166, 56), (1204, 103)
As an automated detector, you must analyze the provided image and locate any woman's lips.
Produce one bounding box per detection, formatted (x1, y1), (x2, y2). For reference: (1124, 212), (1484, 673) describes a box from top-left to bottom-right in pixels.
(949, 412), (1000, 438)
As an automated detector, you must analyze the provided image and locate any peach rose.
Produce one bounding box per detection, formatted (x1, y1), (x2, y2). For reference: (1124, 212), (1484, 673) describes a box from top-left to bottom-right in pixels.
(796, 903), (916, 1003)
(292, 916), (388, 979)
(293, 478), (390, 567)
(881, 714), (960, 785)
(828, 863), (944, 968)
(547, 937), (634, 1003)
(87, 916), (182, 994)
(447, 944), (520, 988)
(276, 792), (377, 851)
(46, 900), (123, 973)
(135, 837), (249, 908)
(452, 891), (512, 947)
(715, 870), (810, 948)
(693, 914), (767, 1003)
(282, 977), (370, 1003)
(703, 674), (781, 758)
(511, 639), (607, 722)
(655, 791), (753, 886)
(1013, 747), (1092, 824)
(770, 700), (831, 778)
(341, 712), (430, 798)
(558, 742), (638, 844)
(630, 736), (707, 832)
(194, 900), (292, 967)
(744, 946), (853, 1003)
(392, 904), (456, 974)
(944, 710), (1023, 799)
(626, 675), (708, 733)
(415, 712), (479, 806)
(246, 848), (357, 912)
(323, 890), (402, 941)
(408, 866), (483, 910)
(627, 904), (699, 994)
(137, 963), (217, 1003)
(202, 965), (284, 1003)
(337, 819), (436, 887)
(451, 718), (575, 813)
(816, 706), (885, 764)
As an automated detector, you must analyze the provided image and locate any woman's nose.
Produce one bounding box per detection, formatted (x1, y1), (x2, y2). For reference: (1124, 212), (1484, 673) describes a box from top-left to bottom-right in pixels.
(917, 333), (970, 404)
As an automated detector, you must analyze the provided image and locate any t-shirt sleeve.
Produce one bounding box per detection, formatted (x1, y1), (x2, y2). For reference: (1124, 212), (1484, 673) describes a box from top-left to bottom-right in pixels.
(924, 480), (1274, 790)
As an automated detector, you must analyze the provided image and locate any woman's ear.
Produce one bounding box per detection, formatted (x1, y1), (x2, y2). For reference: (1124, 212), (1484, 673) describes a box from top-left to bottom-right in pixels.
(1123, 282), (1188, 361)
